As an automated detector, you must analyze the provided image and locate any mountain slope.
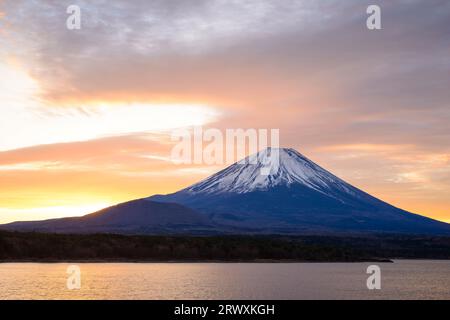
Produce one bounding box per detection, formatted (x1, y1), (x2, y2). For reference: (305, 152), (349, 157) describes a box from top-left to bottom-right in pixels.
(2, 148), (449, 236)
(0, 199), (214, 234)
(150, 148), (450, 235)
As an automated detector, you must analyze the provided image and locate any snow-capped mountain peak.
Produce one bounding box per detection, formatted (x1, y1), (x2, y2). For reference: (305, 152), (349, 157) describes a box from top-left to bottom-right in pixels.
(147, 147), (450, 235)
(185, 148), (353, 195)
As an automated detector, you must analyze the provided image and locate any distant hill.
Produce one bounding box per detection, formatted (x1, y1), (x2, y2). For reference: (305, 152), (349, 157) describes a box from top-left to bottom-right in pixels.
(0, 199), (215, 234)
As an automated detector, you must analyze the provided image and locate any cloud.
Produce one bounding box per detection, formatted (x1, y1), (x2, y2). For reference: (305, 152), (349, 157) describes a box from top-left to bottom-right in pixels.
(1, 0), (450, 222)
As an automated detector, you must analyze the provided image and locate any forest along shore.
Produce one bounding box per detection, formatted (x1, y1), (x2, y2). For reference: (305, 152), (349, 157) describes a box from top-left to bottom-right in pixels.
(1, 231), (450, 262)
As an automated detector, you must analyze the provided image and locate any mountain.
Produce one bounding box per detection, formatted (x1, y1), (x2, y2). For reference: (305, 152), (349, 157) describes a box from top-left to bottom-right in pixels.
(0, 199), (214, 234)
(2, 147), (449, 236)
(150, 148), (450, 235)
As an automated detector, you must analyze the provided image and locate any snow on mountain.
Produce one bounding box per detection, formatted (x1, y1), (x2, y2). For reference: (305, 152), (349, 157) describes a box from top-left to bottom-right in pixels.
(184, 148), (356, 198)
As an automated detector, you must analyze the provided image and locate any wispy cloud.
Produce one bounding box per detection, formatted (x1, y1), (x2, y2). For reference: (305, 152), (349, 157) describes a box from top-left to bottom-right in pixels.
(0, 0), (449, 222)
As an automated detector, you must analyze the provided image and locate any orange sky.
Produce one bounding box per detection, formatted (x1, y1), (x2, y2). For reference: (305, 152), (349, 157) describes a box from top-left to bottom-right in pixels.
(0, 0), (449, 224)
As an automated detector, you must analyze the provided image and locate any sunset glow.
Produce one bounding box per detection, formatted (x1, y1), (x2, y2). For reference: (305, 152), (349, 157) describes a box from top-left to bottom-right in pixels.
(0, 0), (449, 224)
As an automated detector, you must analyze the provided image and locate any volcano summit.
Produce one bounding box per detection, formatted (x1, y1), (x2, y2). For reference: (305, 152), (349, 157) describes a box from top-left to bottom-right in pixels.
(150, 148), (450, 235)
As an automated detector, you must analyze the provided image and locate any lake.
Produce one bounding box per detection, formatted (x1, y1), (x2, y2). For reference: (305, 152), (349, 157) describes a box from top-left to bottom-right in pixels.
(0, 260), (449, 299)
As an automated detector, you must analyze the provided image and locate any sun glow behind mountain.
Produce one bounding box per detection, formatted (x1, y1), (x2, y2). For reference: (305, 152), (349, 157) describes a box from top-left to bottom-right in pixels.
(0, 1), (449, 224)
(0, 61), (220, 223)
(0, 203), (110, 224)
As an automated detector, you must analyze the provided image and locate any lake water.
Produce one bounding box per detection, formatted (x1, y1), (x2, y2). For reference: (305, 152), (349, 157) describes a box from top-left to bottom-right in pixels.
(0, 260), (448, 299)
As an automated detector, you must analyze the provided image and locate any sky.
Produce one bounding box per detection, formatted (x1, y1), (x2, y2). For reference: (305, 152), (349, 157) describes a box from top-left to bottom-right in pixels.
(0, 0), (449, 224)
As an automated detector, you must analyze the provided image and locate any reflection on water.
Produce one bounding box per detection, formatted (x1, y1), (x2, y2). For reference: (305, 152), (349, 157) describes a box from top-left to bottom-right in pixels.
(0, 260), (449, 299)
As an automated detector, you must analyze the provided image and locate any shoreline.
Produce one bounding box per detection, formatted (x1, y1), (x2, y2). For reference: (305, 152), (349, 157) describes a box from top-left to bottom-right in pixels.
(2, 231), (449, 262)
(0, 258), (394, 263)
